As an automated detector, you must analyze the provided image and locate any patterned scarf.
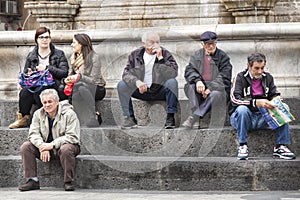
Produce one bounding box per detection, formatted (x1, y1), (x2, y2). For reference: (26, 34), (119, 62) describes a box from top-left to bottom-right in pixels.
(71, 53), (84, 74)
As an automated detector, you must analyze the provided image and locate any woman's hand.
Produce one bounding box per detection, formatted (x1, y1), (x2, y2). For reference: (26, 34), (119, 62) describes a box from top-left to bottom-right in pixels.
(65, 74), (79, 84)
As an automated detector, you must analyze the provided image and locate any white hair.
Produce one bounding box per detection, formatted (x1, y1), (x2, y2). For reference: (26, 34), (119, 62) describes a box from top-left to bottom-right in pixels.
(39, 89), (59, 102)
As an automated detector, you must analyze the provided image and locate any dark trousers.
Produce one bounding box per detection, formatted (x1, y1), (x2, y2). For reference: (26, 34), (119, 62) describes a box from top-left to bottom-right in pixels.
(117, 79), (178, 116)
(19, 86), (52, 116)
(20, 141), (81, 183)
(71, 81), (106, 126)
(185, 84), (227, 118)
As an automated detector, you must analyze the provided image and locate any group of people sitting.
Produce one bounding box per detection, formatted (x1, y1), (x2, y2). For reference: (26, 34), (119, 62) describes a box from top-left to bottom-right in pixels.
(15, 27), (296, 192)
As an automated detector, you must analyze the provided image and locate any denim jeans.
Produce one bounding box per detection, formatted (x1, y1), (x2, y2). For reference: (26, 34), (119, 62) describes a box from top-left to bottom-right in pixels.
(230, 105), (291, 145)
(117, 78), (178, 116)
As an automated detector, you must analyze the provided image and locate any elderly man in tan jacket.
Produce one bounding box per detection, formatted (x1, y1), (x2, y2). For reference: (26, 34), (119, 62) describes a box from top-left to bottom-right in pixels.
(18, 89), (80, 192)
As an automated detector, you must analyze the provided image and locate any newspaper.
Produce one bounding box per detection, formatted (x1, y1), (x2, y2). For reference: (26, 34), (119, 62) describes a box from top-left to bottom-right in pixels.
(258, 96), (295, 130)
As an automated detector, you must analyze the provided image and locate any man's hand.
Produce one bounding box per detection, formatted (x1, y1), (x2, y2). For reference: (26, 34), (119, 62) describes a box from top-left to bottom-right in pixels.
(256, 99), (276, 109)
(196, 81), (205, 94)
(40, 151), (51, 162)
(136, 80), (147, 94)
(202, 89), (211, 99)
(153, 46), (163, 60)
(39, 143), (54, 152)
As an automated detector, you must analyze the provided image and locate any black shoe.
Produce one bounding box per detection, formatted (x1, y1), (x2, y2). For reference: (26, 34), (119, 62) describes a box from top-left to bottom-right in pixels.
(19, 179), (40, 191)
(121, 116), (138, 129)
(64, 182), (75, 191)
(165, 116), (175, 129)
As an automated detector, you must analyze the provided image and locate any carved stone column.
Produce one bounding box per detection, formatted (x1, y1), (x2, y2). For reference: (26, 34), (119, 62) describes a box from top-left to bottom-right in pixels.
(273, 0), (300, 22)
(74, 0), (234, 29)
(221, 0), (279, 23)
(24, 1), (79, 30)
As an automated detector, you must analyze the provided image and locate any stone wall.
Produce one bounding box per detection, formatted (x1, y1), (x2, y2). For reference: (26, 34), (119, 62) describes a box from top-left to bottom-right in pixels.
(0, 23), (299, 100)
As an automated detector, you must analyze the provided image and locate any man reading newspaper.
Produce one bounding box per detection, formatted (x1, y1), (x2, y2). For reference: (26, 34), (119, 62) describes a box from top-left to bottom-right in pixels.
(229, 53), (296, 160)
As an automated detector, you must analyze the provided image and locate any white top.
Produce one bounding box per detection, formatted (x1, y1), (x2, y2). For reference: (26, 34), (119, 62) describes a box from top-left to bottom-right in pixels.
(143, 52), (156, 88)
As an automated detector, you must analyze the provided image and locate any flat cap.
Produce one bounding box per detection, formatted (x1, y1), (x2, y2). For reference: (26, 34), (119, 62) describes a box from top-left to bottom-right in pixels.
(200, 31), (217, 42)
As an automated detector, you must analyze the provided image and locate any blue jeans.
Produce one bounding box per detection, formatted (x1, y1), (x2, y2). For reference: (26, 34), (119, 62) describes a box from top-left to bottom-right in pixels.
(230, 105), (291, 145)
(117, 79), (178, 116)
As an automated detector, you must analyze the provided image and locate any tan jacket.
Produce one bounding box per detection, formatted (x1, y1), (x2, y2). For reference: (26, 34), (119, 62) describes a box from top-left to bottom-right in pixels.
(28, 100), (80, 149)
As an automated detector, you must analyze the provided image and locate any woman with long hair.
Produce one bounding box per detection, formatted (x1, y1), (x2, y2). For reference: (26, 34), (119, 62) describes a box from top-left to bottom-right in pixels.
(64, 33), (106, 127)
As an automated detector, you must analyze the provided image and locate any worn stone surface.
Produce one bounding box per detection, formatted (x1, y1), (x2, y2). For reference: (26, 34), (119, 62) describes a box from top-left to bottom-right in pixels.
(1, 156), (300, 190)
(2, 126), (300, 158)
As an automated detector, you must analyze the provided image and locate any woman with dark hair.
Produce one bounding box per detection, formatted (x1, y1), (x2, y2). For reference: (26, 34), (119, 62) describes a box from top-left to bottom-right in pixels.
(9, 26), (69, 129)
(64, 33), (106, 127)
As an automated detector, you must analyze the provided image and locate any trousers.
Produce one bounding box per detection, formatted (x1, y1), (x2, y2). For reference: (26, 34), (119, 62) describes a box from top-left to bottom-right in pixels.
(230, 105), (291, 145)
(117, 78), (178, 116)
(20, 141), (81, 183)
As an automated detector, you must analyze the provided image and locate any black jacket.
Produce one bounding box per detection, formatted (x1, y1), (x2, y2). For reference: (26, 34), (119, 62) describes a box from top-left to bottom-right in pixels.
(23, 43), (69, 89)
(229, 69), (280, 115)
(122, 46), (178, 93)
(184, 48), (232, 97)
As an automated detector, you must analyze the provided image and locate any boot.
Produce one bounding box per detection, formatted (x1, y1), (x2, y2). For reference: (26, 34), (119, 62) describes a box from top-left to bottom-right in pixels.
(9, 112), (30, 129)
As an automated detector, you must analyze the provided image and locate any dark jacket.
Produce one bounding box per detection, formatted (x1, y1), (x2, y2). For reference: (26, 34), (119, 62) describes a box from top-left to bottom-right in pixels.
(122, 46), (178, 93)
(23, 43), (69, 89)
(184, 48), (232, 97)
(229, 69), (280, 115)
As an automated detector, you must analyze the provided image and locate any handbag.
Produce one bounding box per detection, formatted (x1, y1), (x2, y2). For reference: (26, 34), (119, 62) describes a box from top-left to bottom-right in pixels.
(19, 69), (55, 93)
(64, 83), (74, 96)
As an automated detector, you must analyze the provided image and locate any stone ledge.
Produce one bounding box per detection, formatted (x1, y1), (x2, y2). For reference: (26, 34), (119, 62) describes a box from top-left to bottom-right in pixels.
(1, 155), (299, 191)
(1, 97), (299, 127)
(1, 126), (300, 158)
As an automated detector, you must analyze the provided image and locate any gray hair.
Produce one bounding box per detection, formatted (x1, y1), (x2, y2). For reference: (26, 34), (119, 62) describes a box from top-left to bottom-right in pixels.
(141, 32), (160, 43)
(247, 53), (266, 67)
(39, 89), (59, 102)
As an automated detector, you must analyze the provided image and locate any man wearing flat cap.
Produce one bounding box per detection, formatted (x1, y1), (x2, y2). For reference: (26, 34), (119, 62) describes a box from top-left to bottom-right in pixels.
(182, 31), (232, 128)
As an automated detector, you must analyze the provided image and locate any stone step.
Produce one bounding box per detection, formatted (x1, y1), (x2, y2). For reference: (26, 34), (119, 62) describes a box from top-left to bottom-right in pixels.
(1, 126), (300, 158)
(1, 155), (299, 191)
(1, 98), (300, 127)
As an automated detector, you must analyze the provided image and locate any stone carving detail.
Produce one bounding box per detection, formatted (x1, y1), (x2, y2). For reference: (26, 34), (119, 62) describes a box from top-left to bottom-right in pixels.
(24, 1), (79, 30)
(221, 0), (279, 23)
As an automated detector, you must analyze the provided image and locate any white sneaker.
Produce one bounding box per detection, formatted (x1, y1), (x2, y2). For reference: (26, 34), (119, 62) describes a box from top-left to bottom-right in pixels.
(273, 145), (296, 160)
(237, 145), (248, 160)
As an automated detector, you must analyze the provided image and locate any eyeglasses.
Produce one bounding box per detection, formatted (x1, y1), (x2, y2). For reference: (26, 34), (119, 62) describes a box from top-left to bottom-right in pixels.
(203, 42), (217, 46)
(38, 36), (51, 40)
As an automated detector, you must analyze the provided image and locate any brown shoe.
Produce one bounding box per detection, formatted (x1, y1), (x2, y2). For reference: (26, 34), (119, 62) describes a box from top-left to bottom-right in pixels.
(64, 182), (75, 191)
(19, 179), (40, 191)
(9, 112), (30, 129)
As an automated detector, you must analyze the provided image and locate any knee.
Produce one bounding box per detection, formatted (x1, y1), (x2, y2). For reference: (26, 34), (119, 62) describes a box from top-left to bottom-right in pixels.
(20, 141), (33, 154)
(59, 144), (74, 157)
(117, 80), (128, 91)
(235, 105), (251, 116)
(164, 78), (178, 90)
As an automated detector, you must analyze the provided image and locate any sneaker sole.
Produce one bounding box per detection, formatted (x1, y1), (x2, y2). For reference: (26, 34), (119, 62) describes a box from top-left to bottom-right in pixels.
(165, 126), (175, 129)
(121, 125), (138, 130)
(237, 156), (248, 160)
(273, 153), (296, 160)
